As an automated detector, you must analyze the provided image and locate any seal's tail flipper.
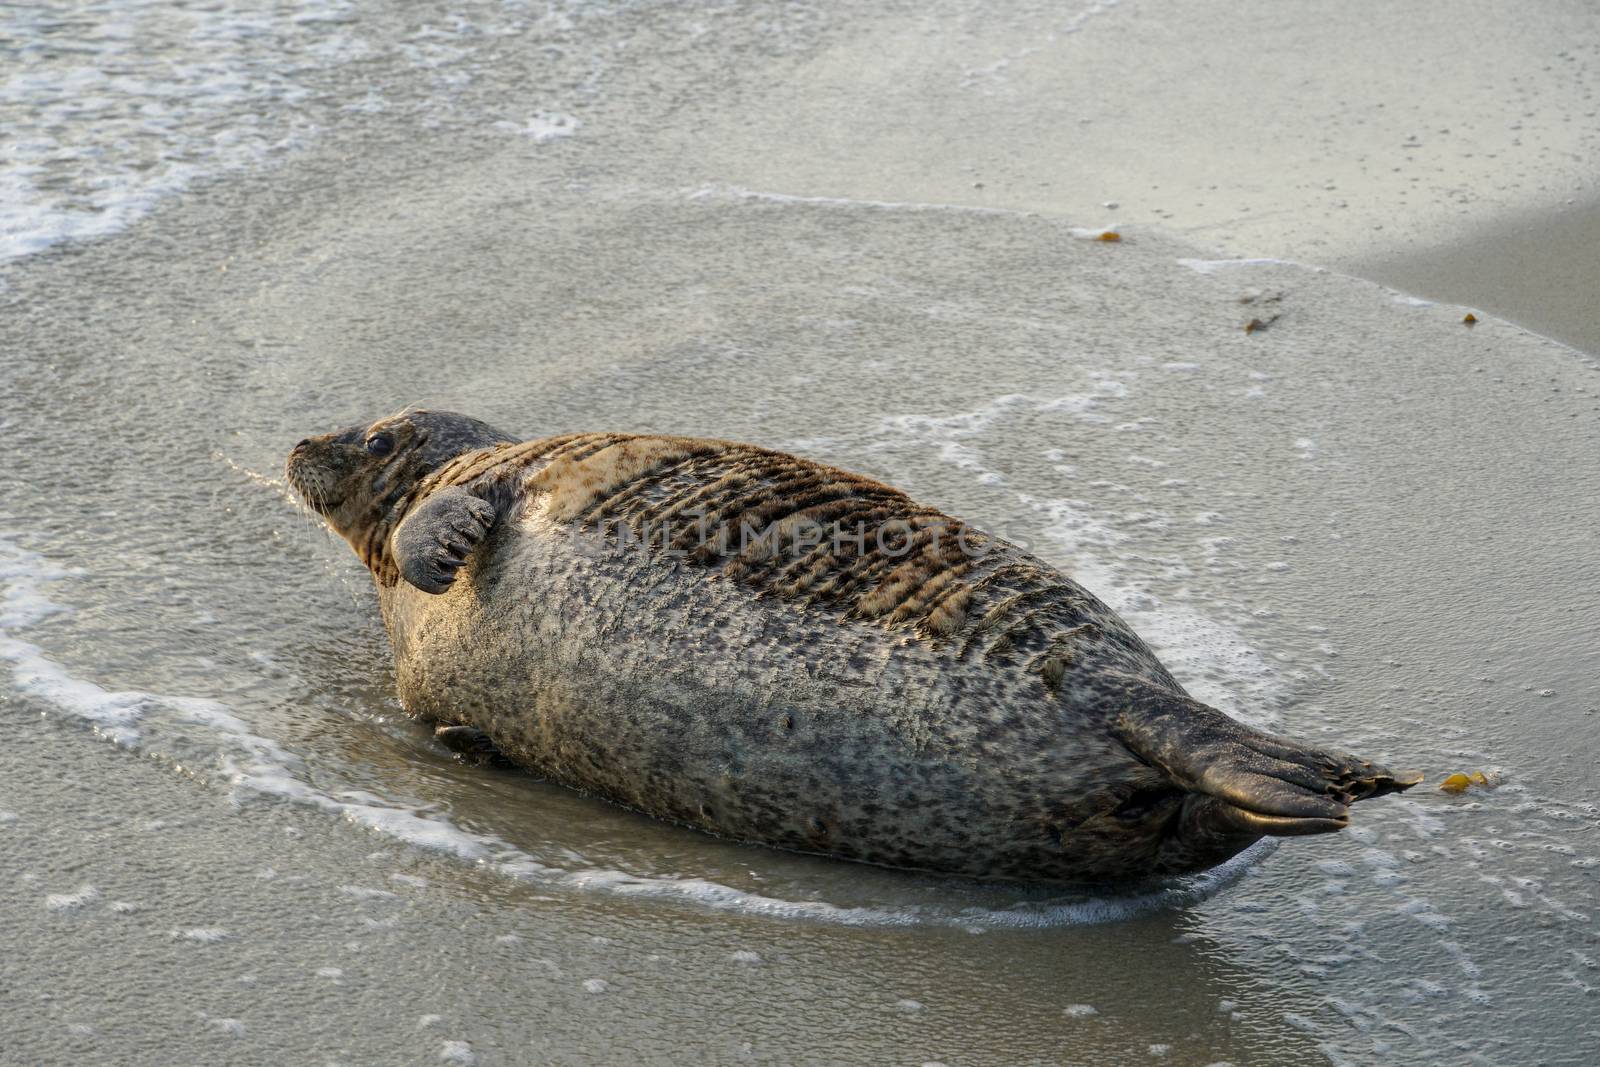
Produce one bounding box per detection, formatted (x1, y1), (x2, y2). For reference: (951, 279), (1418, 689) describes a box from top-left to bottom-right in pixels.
(1113, 694), (1423, 837)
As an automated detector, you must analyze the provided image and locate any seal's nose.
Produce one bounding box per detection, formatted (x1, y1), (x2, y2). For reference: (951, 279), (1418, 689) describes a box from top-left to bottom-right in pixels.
(292, 437), (311, 453)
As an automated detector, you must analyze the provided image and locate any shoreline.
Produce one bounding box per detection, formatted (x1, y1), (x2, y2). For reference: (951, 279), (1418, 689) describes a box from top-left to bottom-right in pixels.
(5, 2), (1600, 1064)
(1350, 197), (1600, 359)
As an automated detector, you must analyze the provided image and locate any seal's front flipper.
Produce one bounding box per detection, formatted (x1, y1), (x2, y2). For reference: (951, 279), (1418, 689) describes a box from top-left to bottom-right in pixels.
(434, 723), (511, 768)
(1113, 693), (1422, 836)
(392, 485), (498, 594)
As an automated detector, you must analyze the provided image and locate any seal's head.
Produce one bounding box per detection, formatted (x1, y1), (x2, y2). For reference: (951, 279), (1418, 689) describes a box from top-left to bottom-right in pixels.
(286, 409), (515, 556)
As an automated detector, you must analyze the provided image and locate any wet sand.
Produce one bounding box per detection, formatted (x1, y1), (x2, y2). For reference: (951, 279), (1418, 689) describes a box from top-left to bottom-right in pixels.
(665, 0), (1599, 263)
(3, 2), (1599, 1065)
(1356, 197), (1600, 358)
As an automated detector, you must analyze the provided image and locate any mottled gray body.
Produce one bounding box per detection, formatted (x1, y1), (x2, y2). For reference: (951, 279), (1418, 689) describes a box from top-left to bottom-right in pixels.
(391, 509), (1165, 881)
(289, 411), (1418, 884)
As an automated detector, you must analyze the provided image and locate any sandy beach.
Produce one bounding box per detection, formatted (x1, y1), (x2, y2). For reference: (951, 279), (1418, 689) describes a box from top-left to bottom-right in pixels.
(2, 2), (1597, 1065)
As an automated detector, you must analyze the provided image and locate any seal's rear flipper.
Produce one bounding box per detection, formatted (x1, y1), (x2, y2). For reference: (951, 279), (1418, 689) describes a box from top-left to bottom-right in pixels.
(1113, 694), (1422, 836)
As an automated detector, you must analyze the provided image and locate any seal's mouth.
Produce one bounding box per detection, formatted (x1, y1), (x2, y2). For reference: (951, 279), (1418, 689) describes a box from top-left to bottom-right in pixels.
(285, 442), (345, 515)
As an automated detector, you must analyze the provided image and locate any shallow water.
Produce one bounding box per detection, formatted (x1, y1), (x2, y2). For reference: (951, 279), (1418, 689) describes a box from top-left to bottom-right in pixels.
(3, 2), (1598, 1064)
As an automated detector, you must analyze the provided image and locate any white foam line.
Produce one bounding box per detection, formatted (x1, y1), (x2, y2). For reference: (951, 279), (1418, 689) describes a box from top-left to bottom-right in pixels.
(0, 538), (143, 746)
(687, 184), (1033, 219)
(541, 840), (1271, 928)
(1, 530), (1252, 928)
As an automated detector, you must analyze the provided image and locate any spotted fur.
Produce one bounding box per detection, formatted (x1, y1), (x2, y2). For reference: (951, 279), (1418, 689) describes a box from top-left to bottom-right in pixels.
(413, 432), (1152, 690)
(288, 412), (1421, 884)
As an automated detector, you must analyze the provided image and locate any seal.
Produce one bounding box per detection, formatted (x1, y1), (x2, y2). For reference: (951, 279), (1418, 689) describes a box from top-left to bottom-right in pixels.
(287, 409), (1420, 884)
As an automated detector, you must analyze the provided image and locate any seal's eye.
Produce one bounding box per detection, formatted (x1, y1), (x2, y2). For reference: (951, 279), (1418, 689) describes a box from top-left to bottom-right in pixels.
(365, 433), (395, 458)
